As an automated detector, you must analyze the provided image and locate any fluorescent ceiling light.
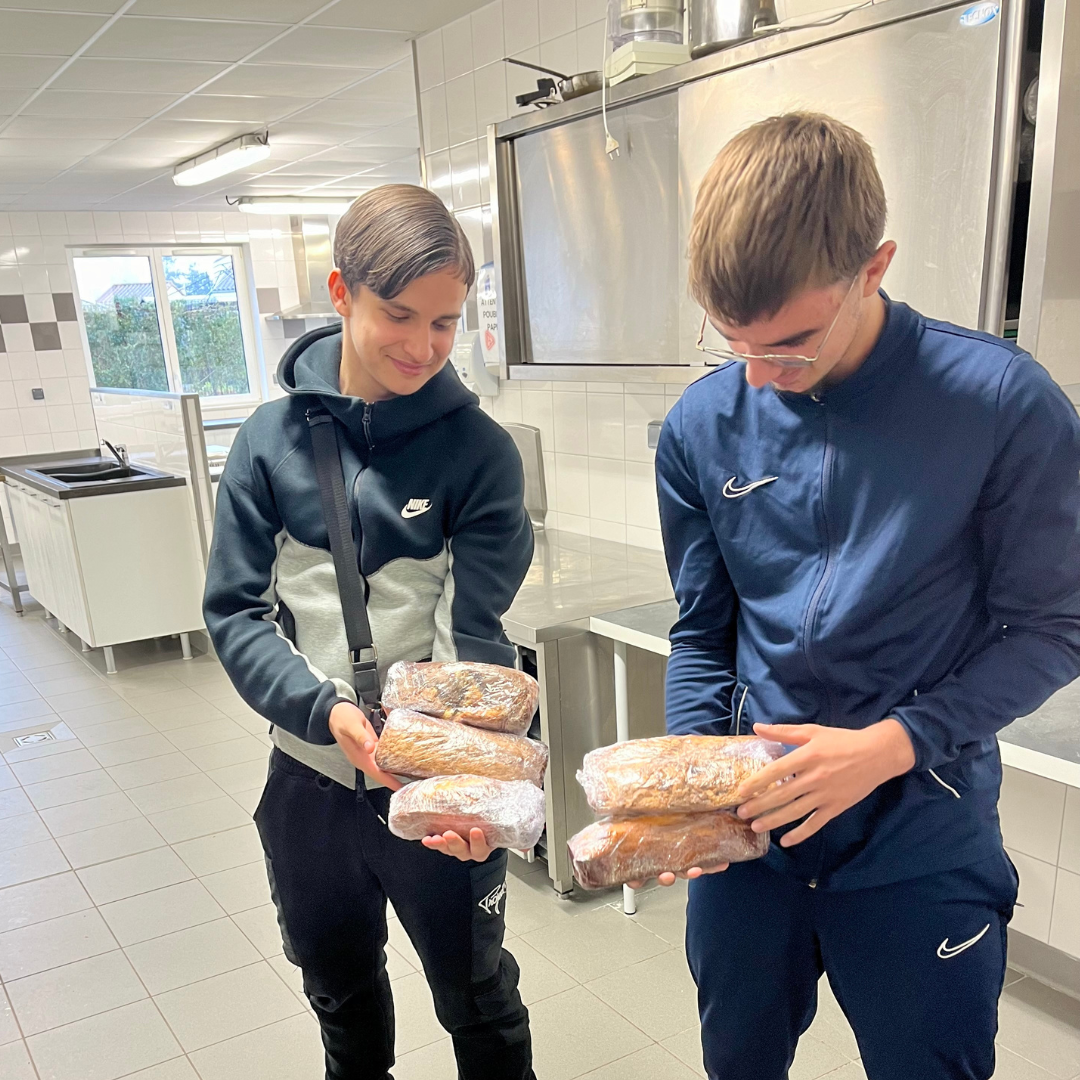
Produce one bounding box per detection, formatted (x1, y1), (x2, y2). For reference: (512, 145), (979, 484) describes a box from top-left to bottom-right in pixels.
(173, 133), (271, 187)
(234, 195), (359, 215)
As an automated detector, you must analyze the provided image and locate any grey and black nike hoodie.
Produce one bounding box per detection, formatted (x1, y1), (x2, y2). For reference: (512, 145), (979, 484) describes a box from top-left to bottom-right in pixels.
(203, 325), (534, 788)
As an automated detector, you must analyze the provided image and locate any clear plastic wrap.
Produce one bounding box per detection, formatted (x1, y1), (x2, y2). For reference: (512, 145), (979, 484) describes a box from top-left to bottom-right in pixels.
(576, 735), (785, 816)
(568, 810), (769, 889)
(382, 661), (539, 735)
(374, 708), (549, 787)
(388, 774), (546, 850)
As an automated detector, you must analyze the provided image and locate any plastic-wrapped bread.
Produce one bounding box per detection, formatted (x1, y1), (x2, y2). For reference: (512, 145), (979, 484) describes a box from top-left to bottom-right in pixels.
(388, 775), (546, 850)
(382, 661), (539, 735)
(568, 811), (769, 889)
(374, 708), (548, 787)
(576, 735), (786, 816)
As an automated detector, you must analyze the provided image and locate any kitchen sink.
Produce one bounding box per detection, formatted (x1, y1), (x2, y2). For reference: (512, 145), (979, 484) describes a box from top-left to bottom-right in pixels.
(30, 461), (147, 484)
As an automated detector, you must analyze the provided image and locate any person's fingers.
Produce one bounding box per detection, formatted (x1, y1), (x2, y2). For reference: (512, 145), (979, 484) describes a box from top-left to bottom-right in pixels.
(657, 872), (677, 887)
(626, 879), (645, 889)
(421, 835), (448, 852)
(778, 809), (830, 847)
(738, 772), (815, 818)
(746, 792), (820, 833)
(736, 747), (809, 800)
(440, 831), (471, 859)
(701, 862), (729, 875)
(468, 828), (491, 861)
(753, 723), (816, 744)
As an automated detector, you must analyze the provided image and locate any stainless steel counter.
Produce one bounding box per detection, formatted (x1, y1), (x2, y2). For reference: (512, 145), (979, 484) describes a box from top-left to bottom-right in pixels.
(503, 529), (672, 645)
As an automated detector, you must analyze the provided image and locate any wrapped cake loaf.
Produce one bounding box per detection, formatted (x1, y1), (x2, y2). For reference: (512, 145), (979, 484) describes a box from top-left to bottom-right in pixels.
(382, 661), (539, 735)
(568, 810), (769, 889)
(374, 708), (549, 787)
(389, 775), (546, 850)
(576, 735), (785, 816)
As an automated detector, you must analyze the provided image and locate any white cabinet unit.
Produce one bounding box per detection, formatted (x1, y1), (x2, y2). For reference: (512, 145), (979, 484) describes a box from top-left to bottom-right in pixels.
(3, 478), (205, 652)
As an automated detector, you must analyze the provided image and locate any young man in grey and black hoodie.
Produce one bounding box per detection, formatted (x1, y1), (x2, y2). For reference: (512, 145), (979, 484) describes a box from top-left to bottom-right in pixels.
(204, 186), (536, 1080)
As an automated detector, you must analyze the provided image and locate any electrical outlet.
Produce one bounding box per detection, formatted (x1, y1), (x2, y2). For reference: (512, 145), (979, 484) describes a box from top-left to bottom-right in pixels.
(647, 420), (664, 448)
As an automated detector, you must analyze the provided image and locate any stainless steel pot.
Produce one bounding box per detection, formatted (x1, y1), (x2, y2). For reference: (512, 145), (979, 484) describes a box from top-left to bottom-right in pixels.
(689, 0), (778, 57)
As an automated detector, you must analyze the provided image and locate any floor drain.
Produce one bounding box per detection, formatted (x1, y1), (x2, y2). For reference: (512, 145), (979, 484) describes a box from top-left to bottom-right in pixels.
(13, 730), (57, 747)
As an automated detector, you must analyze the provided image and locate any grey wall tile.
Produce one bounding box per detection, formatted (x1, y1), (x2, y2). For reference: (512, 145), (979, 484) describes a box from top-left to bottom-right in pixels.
(255, 288), (279, 315)
(0, 325), (5, 354)
(282, 319), (305, 339)
(30, 323), (62, 351)
(52, 293), (77, 322)
(0, 296), (28, 324)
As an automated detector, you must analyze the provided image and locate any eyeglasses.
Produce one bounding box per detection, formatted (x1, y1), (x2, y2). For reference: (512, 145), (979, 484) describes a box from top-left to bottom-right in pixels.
(695, 276), (860, 368)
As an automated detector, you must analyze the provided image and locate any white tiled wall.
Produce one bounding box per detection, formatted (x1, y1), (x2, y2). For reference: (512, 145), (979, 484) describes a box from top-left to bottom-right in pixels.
(416, 0), (671, 552)
(1000, 767), (1080, 960)
(0, 209), (312, 462)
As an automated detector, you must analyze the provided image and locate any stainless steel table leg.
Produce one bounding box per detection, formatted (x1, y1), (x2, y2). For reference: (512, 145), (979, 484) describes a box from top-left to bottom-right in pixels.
(614, 639), (636, 916)
(57, 622), (67, 634)
(80, 639), (91, 653)
(180, 632), (193, 660)
(103, 646), (117, 675)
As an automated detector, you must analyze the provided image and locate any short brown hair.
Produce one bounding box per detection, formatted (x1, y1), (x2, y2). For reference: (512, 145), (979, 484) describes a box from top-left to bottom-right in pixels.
(688, 112), (887, 326)
(333, 184), (475, 298)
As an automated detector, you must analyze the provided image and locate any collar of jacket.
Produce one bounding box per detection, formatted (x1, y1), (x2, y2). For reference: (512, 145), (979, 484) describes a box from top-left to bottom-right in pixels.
(774, 292), (922, 411)
(277, 324), (478, 445)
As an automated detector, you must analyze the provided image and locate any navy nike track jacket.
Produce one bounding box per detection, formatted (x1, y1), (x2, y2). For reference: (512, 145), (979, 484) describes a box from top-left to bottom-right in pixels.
(657, 297), (1080, 890)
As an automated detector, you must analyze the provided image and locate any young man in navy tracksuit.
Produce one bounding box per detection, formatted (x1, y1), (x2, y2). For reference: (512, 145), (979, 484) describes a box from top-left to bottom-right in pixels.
(203, 186), (536, 1079)
(653, 113), (1080, 1079)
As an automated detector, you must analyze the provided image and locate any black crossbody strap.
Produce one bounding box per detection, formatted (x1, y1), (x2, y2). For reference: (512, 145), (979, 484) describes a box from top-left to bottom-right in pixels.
(305, 403), (381, 714)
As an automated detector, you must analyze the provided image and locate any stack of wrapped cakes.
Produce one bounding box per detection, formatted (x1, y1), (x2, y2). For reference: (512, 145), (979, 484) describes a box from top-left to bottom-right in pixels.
(568, 735), (786, 888)
(376, 661), (549, 851)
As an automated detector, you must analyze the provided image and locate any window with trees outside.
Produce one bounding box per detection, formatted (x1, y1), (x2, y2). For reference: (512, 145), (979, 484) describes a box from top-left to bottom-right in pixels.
(71, 247), (262, 403)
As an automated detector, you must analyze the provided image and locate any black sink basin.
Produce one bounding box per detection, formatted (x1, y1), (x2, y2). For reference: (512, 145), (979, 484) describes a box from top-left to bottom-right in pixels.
(34, 462), (144, 484)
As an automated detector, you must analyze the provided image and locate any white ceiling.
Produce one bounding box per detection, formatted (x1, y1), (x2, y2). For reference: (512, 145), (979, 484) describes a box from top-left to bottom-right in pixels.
(0, 0), (489, 211)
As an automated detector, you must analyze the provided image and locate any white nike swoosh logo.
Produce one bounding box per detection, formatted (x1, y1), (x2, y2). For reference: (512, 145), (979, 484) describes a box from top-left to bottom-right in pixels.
(937, 924), (990, 959)
(401, 507), (431, 519)
(722, 476), (779, 499)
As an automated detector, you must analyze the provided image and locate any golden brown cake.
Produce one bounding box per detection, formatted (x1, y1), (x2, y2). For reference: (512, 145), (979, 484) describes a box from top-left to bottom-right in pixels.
(568, 811), (769, 889)
(388, 775), (546, 850)
(382, 661), (539, 734)
(374, 708), (549, 787)
(576, 735), (785, 815)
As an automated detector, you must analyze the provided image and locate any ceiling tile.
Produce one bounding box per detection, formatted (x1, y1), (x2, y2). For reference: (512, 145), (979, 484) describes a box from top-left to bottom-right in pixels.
(0, 89), (32, 112)
(53, 57), (228, 93)
(130, 0), (320, 19)
(170, 94), (309, 123)
(324, 97), (415, 126)
(1, 115), (135, 139)
(0, 55), (62, 88)
(0, 0), (114, 9)
(23, 89), (181, 119)
(0, 10), (107, 54)
(252, 26), (410, 68)
(203, 62), (368, 98)
(0, 138), (108, 159)
(309, 0), (489, 32)
(86, 15), (283, 62)
(349, 117), (420, 148)
(333, 61), (415, 104)
(133, 118), (257, 146)
(262, 122), (353, 145)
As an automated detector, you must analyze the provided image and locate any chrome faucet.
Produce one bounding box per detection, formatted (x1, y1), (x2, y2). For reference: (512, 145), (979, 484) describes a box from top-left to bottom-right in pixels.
(102, 440), (129, 468)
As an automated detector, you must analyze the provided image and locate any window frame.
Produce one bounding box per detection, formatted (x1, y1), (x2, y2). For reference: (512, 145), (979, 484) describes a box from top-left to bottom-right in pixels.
(68, 243), (264, 408)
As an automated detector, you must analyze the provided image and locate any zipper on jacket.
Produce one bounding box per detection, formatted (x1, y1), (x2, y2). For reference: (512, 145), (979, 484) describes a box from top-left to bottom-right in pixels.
(801, 404), (837, 722)
(734, 684), (749, 735)
(362, 403), (374, 450)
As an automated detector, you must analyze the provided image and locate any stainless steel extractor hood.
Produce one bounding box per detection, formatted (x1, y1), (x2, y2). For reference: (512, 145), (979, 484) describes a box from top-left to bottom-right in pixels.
(266, 215), (339, 319)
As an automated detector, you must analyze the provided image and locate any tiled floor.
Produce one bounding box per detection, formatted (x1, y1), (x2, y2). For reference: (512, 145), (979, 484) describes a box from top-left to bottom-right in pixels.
(1, 597), (1079, 1080)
